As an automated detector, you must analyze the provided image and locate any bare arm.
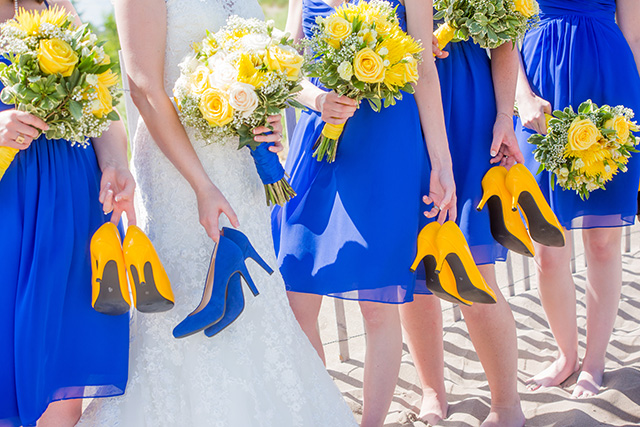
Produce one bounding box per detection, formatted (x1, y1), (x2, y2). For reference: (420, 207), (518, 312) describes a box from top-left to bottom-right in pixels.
(489, 42), (524, 165)
(405, 0), (456, 222)
(515, 46), (551, 135)
(114, 0), (239, 241)
(617, 0), (640, 76)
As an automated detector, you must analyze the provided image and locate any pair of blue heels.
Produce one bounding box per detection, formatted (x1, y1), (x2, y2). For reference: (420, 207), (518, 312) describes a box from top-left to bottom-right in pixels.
(172, 227), (274, 339)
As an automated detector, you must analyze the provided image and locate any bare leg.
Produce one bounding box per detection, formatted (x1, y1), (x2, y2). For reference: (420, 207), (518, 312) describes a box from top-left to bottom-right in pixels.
(399, 295), (448, 425)
(287, 291), (326, 364)
(460, 265), (524, 427)
(37, 399), (82, 427)
(359, 301), (403, 427)
(527, 230), (580, 389)
(573, 228), (622, 398)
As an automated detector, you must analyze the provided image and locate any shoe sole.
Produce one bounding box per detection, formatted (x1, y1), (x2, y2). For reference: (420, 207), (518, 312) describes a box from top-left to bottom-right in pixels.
(130, 262), (175, 313)
(94, 260), (130, 316)
(445, 254), (496, 304)
(423, 256), (472, 306)
(487, 196), (534, 257)
(518, 192), (565, 247)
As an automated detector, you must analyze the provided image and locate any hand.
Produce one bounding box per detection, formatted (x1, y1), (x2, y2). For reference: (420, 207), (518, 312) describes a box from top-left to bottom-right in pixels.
(424, 167), (457, 223)
(99, 164), (137, 226)
(195, 183), (240, 242)
(0, 110), (49, 150)
(253, 114), (285, 153)
(517, 91), (551, 135)
(490, 113), (525, 167)
(432, 34), (449, 59)
(316, 91), (358, 125)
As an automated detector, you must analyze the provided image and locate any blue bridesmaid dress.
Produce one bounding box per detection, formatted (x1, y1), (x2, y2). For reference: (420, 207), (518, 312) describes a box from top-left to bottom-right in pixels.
(0, 49), (129, 427)
(271, 0), (431, 303)
(413, 38), (508, 294)
(514, 0), (640, 229)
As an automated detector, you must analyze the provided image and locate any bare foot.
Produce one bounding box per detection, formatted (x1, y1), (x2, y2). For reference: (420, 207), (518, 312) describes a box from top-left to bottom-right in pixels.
(418, 389), (448, 425)
(572, 369), (602, 399)
(526, 354), (579, 390)
(480, 404), (525, 427)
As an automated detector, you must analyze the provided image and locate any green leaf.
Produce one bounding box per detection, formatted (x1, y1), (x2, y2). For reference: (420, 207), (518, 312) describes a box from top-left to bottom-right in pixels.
(106, 110), (120, 121)
(68, 100), (83, 121)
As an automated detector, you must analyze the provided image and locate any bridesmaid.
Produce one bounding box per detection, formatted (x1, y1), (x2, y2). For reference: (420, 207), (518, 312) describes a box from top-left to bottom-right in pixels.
(271, 0), (456, 425)
(0, 1), (135, 426)
(515, 0), (640, 398)
(398, 31), (526, 426)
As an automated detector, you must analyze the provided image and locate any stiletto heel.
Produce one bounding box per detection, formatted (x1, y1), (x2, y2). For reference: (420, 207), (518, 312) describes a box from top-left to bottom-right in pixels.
(435, 221), (497, 304)
(238, 260), (260, 296)
(477, 166), (536, 257)
(222, 227), (274, 275)
(90, 223), (131, 316)
(505, 164), (565, 248)
(411, 222), (473, 306)
(123, 225), (175, 313)
(173, 236), (256, 339)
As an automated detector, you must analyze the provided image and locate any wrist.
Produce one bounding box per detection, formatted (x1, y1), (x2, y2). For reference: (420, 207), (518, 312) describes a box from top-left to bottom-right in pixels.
(496, 111), (513, 121)
(314, 92), (326, 113)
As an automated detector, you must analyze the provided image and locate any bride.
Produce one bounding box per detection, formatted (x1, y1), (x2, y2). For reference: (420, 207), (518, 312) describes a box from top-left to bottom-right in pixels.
(78, 0), (357, 425)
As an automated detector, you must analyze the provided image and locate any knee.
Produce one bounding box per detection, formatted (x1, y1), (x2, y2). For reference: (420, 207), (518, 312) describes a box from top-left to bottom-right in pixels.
(360, 302), (399, 332)
(535, 246), (571, 274)
(583, 229), (620, 261)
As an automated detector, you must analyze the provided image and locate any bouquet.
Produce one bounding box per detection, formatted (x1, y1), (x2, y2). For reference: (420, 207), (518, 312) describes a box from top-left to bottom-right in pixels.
(304, 0), (423, 163)
(433, 0), (539, 51)
(173, 16), (303, 206)
(528, 100), (639, 200)
(0, 6), (121, 181)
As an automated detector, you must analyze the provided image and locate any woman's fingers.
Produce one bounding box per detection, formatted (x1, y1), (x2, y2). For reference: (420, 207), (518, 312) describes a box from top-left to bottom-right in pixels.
(15, 111), (49, 132)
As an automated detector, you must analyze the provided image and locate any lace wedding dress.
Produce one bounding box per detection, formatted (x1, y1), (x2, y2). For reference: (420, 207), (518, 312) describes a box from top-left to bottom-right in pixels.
(77, 0), (357, 425)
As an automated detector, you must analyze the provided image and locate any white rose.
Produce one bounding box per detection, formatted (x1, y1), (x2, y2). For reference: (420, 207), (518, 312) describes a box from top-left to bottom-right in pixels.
(228, 82), (259, 116)
(208, 60), (238, 90)
(337, 61), (353, 80)
(241, 33), (271, 51)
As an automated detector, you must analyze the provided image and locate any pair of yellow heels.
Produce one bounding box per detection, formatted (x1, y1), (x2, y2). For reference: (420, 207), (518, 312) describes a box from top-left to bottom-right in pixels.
(477, 164), (565, 257)
(411, 221), (497, 306)
(90, 223), (175, 316)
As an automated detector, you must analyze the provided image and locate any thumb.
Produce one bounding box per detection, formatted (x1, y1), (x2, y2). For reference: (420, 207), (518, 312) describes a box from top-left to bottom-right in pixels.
(489, 134), (502, 158)
(543, 101), (552, 115)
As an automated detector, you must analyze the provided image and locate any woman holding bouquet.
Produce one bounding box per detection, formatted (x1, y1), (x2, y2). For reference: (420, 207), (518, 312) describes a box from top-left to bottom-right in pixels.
(515, 0), (640, 397)
(271, 0), (456, 425)
(398, 30), (526, 425)
(0, 1), (135, 426)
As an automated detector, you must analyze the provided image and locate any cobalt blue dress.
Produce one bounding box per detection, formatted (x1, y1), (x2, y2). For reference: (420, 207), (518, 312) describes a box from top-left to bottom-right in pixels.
(0, 55), (129, 427)
(413, 38), (508, 294)
(271, 0), (432, 303)
(514, 0), (640, 229)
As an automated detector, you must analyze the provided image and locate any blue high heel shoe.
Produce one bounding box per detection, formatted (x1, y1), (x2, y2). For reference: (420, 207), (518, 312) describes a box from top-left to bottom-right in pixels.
(203, 274), (245, 337)
(222, 227), (274, 275)
(172, 236), (259, 339)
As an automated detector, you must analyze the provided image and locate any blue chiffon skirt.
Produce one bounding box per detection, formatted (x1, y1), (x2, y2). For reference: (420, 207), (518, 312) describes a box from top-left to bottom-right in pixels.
(0, 137), (129, 427)
(272, 92), (431, 303)
(514, 2), (640, 229)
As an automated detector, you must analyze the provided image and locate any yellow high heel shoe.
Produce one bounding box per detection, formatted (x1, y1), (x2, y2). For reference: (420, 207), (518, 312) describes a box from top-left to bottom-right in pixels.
(90, 222), (131, 316)
(123, 225), (175, 313)
(435, 221), (497, 304)
(505, 164), (565, 248)
(410, 222), (473, 306)
(477, 166), (536, 257)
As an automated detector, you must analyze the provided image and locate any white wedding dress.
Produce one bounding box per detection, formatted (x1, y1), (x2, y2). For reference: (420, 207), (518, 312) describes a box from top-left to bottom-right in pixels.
(78, 0), (357, 425)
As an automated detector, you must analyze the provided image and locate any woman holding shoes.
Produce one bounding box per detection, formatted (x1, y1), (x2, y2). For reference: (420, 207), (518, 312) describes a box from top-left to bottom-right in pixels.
(398, 29), (527, 425)
(271, 0), (457, 425)
(514, 0), (640, 398)
(0, 1), (136, 426)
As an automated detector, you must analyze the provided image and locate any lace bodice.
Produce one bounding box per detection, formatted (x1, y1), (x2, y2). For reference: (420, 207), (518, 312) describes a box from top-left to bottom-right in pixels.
(77, 1), (357, 425)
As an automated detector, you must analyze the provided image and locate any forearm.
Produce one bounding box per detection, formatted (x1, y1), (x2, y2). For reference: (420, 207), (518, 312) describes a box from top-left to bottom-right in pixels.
(515, 47), (536, 103)
(490, 42), (518, 117)
(296, 79), (327, 111)
(92, 119), (129, 171)
(414, 59), (452, 171)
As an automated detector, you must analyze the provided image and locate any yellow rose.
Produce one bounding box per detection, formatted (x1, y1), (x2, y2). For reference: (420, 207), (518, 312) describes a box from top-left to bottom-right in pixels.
(91, 84), (113, 118)
(324, 15), (352, 49)
(191, 66), (212, 95)
(37, 38), (78, 77)
(513, 0), (538, 18)
(266, 45), (303, 81)
(568, 118), (601, 151)
(604, 116), (631, 142)
(199, 88), (234, 127)
(373, 16), (395, 37)
(353, 48), (385, 83)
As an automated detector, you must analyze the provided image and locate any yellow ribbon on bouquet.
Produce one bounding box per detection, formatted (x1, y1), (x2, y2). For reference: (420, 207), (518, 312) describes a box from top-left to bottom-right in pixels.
(433, 22), (455, 54)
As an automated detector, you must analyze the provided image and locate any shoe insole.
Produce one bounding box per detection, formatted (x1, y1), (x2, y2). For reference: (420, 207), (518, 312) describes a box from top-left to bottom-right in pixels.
(423, 256), (471, 306)
(518, 192), (565, 247)
(446, 254), (496, 304)
(95, 260), (130, 316)
(487, 196), (534, 257)
(130, 262), (174, 313)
